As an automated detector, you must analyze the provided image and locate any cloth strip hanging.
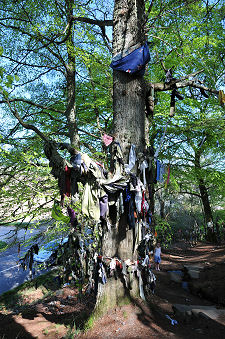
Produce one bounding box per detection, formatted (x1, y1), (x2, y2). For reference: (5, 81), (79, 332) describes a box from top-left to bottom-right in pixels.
(125, 144), (136, 174)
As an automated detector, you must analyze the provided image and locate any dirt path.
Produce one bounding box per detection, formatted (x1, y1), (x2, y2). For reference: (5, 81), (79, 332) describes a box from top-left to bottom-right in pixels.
(1, 242), (225, 339)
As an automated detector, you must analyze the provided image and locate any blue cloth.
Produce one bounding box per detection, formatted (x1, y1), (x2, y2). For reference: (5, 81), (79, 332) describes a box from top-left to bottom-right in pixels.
(156, 160), (161, 181)
(110, 42), (150, 75)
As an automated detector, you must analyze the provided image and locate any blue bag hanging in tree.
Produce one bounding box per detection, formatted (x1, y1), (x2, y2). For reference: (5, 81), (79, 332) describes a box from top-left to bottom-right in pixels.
(110, 42), (150, 76)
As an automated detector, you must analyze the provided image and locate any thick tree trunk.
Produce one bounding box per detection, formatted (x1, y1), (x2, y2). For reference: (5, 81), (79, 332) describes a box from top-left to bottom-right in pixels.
(103, 0), (146, 261)
(113, 0), (146, 158)
(96, 0), (147, 313)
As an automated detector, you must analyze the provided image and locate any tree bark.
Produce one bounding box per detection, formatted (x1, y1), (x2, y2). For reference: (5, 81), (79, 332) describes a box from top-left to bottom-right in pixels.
(194, 149), (214, 241)
(65, 0), (79, 148)
(103, 0), (146, 260)
(96, 0), (147, 313)
(112, 0), (146, 158)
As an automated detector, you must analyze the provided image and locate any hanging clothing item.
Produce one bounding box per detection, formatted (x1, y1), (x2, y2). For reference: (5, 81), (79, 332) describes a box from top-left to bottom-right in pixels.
(112, 142), (124, 175)
(156, 160), (161, 181)
(102, 133), (113, 147)
(58, 163), (73, 199)
(137, 269), (145, 300)
(125, 187), (135, 229)
(147, 269), (156, 293)
(127, 197), (135, 229)
(70, 169), (79, 198)
(130, 173), (138, 189)
(65, 165), (71, 196)
(142, 254), (150, 267)
(147, 210), (152, 225)
(70, 153), (81, 170)
(81, 180), (101, 221)
(110, 42), (150, 76)
(165, 68), (174, 83)
(101, 173), (128, 194)
(141, 192), (149, 217)
(98, 263), (107, 284)
(134, 179), (144, 213)
(140, 160), (148, 186)
(125, 144), (136, 174)
(116, 191), (124, 216)
(67, 206), (77, 226)
(52, 201), (70, 224)
(70, 153), (82, 198)
(99, 195), (108, 219)
(170, 89), (176, 116)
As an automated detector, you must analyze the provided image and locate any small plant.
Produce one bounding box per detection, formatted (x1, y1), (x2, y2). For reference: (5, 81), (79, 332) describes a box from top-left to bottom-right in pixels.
(65, 322), (81, 338)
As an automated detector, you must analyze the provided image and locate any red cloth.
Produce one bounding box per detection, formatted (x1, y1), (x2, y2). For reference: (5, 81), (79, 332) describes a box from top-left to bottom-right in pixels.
(65, 165), (71, 197)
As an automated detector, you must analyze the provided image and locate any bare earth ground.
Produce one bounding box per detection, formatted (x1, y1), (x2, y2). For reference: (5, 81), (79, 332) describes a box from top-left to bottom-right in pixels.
(1, 242), (225, 339)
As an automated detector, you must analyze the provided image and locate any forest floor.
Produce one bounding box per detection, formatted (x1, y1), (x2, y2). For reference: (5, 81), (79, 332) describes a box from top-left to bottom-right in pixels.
(1, 241), (225, 339)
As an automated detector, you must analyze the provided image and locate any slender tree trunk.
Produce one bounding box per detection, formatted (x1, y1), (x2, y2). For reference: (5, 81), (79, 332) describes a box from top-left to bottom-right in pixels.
(194, 150), (214, 240)
(198, 179), (213, 224)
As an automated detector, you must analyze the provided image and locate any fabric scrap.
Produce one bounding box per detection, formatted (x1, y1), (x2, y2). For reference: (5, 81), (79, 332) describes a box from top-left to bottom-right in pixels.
(102, 133), (113, 147)
(99, 195), (108, 219)
(125, 144), (136, 174)
(110, 42), (150, 76)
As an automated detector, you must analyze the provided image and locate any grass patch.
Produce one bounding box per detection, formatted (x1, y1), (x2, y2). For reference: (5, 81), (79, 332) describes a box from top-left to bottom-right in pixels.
(83, 314), (95, 332)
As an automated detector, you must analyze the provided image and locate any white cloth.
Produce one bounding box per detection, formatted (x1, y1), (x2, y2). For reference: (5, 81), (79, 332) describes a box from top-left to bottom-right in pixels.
(140, 160), (148, 186)
(125, 144), (136, 173)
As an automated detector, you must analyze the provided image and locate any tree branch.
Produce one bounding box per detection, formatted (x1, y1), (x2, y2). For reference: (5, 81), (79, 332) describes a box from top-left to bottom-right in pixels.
(72, 16), (113, 27)
(179, 191), (201, 198)
(151, 70), (219, 95)
(2, 93), (49, 143)
(0, 98), (64, 114)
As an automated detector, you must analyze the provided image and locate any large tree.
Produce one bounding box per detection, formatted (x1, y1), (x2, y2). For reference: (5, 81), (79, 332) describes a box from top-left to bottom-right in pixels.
(0, 0), (224, 312)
